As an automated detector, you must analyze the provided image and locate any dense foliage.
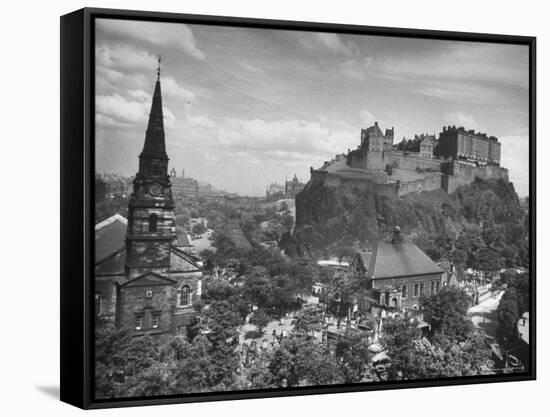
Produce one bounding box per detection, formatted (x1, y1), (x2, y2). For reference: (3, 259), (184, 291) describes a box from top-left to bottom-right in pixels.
(496, 271), (529, 347)
(291, 178), (528, 272)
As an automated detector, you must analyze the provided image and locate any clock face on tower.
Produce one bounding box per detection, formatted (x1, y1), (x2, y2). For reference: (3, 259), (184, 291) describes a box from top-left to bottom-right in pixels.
(144, 247), (157, 260)
(149, 183), (162, 196)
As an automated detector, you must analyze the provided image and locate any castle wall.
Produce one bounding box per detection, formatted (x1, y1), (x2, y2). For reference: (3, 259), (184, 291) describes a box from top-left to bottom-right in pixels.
(442, 162), (509, 193)
(384, 152), (442, 172)
(348, 150), (384, 170)
(314, 152), (508, 198)
(396, 172), (443, 196)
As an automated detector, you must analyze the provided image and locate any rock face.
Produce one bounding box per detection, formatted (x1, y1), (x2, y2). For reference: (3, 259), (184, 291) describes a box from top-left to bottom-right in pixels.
(286, 176), (523, 258)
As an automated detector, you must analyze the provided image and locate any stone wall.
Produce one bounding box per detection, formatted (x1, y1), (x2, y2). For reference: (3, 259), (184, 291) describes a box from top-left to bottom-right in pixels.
(396, 172), (443, 196)
(347, 150), (384, 170)
(384, 151), (442, 172)
(441, 161), (509, 193)
(371, 272), (444, 308)
(117, 283), (175, 334)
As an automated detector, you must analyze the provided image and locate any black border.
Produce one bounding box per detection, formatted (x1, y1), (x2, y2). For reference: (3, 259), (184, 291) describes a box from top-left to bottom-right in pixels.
(60, 7), (536, 410)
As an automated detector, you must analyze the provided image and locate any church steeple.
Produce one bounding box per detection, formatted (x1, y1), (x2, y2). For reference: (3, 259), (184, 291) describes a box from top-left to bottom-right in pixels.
(126, 58), (176, 276)
(140, 57), (166, 160)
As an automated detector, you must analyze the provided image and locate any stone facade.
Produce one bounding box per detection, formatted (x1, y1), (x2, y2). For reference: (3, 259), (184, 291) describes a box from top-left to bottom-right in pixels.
(438, 125), (501, 164)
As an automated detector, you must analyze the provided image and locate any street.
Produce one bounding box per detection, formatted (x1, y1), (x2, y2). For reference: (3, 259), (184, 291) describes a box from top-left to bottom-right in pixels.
(468, 291), (503, 342)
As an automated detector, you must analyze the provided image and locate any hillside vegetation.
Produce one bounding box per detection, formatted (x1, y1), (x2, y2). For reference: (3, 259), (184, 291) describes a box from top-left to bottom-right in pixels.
(285, 178), (529, 271)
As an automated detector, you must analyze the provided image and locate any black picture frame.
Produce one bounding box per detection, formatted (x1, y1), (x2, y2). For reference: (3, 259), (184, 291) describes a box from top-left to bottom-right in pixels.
(60, 7), (536, 409)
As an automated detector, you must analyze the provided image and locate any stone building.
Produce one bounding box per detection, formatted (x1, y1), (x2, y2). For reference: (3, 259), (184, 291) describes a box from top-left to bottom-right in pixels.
(438, 125), (501, 165)
(353, 227), (445, 310)
(94, 66), (202, 336)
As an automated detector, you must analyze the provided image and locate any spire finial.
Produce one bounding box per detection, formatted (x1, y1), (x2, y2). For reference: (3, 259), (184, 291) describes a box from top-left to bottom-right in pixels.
(157, 56), (161, 81)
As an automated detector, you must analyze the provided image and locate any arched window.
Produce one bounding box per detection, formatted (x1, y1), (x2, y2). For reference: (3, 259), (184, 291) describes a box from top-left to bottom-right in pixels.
(148, 213), (158, 232)
(94, 292), (103, 316)
(179, 285), (191, 307)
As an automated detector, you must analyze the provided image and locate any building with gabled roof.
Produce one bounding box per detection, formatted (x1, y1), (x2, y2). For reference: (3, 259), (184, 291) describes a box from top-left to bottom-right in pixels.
(94, 61), (202, 336)
(358, 227), (445, 309)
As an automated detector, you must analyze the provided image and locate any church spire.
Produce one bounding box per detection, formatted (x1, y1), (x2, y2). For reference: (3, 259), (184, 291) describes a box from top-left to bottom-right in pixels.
(140, 56), (166, 160)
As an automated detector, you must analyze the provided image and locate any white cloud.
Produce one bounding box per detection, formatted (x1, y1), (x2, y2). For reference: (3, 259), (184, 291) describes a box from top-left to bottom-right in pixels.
(96, 93), (175, 129)
(96, 19), (205, 60)
(96, 44), (158, 71)
(415, 83), (499, 104)
(162, 76), (195, 103)
(443, 111), (478, 129)
(300, 32), (358, 56)
(96, 94), (149, 125)
(359, 110), (376, 127)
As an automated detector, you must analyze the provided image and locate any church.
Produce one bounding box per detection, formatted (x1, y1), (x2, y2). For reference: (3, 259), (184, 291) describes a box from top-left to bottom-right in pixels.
(94, 61), (202, 336)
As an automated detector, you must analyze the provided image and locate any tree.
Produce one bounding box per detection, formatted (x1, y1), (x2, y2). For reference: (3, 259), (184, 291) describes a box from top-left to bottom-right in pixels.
(382, 318), (492, 380)
(335, 332), (376, 383)
(266, 335), (343, 387)
(294, 308), (323, 336)
(192, 221), (206, 235)
(249, 309), (271, 334)
(421, 286), (473, 343)
(496, 272), (529, 348)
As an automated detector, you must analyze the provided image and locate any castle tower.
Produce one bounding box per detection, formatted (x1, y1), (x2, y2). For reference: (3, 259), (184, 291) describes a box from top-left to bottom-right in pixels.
(126, 58), (176, 276)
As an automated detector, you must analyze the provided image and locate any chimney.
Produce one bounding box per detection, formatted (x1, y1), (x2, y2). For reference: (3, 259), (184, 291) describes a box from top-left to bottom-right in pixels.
(391, 226), (402, 244)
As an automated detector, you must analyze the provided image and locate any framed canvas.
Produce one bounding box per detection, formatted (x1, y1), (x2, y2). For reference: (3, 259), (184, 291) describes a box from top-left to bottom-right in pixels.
(60, 7), (536, 409)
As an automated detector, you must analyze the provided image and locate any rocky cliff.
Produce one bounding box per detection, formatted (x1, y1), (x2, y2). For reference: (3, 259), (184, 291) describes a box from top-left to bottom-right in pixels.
(283, 175), (527, 265)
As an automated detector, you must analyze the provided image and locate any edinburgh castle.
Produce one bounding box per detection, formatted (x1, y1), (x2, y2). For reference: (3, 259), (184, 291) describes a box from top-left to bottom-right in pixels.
(307, 122), (508, 197)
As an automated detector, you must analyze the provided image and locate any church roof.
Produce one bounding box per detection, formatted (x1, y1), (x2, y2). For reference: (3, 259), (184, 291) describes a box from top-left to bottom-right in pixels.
(95, 213), (127, 264)
(369, 242), (443, 279)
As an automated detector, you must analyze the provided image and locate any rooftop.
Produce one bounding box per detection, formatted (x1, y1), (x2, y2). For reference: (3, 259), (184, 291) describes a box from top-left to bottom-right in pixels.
(95, 214), (127, 263)
(369, 241), (443, 279)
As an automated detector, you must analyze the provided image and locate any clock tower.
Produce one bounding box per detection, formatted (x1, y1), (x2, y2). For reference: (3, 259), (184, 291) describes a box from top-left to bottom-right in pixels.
(126, 58), (176, 276)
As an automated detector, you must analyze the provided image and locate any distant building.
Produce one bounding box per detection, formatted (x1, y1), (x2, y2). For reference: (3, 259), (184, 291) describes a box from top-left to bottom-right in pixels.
(266, 182), (285, 200)
(101, 173), (132, 198)
(285, 174), (305, 198)
(172, 176), (199, 200)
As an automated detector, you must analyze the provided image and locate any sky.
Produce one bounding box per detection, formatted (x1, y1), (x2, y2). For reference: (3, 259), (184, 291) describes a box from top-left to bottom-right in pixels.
(95, 19), (530, 197)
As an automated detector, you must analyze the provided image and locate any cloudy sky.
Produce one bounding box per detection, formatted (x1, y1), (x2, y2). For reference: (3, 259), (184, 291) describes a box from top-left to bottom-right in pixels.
(95, 19), (530, 196)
